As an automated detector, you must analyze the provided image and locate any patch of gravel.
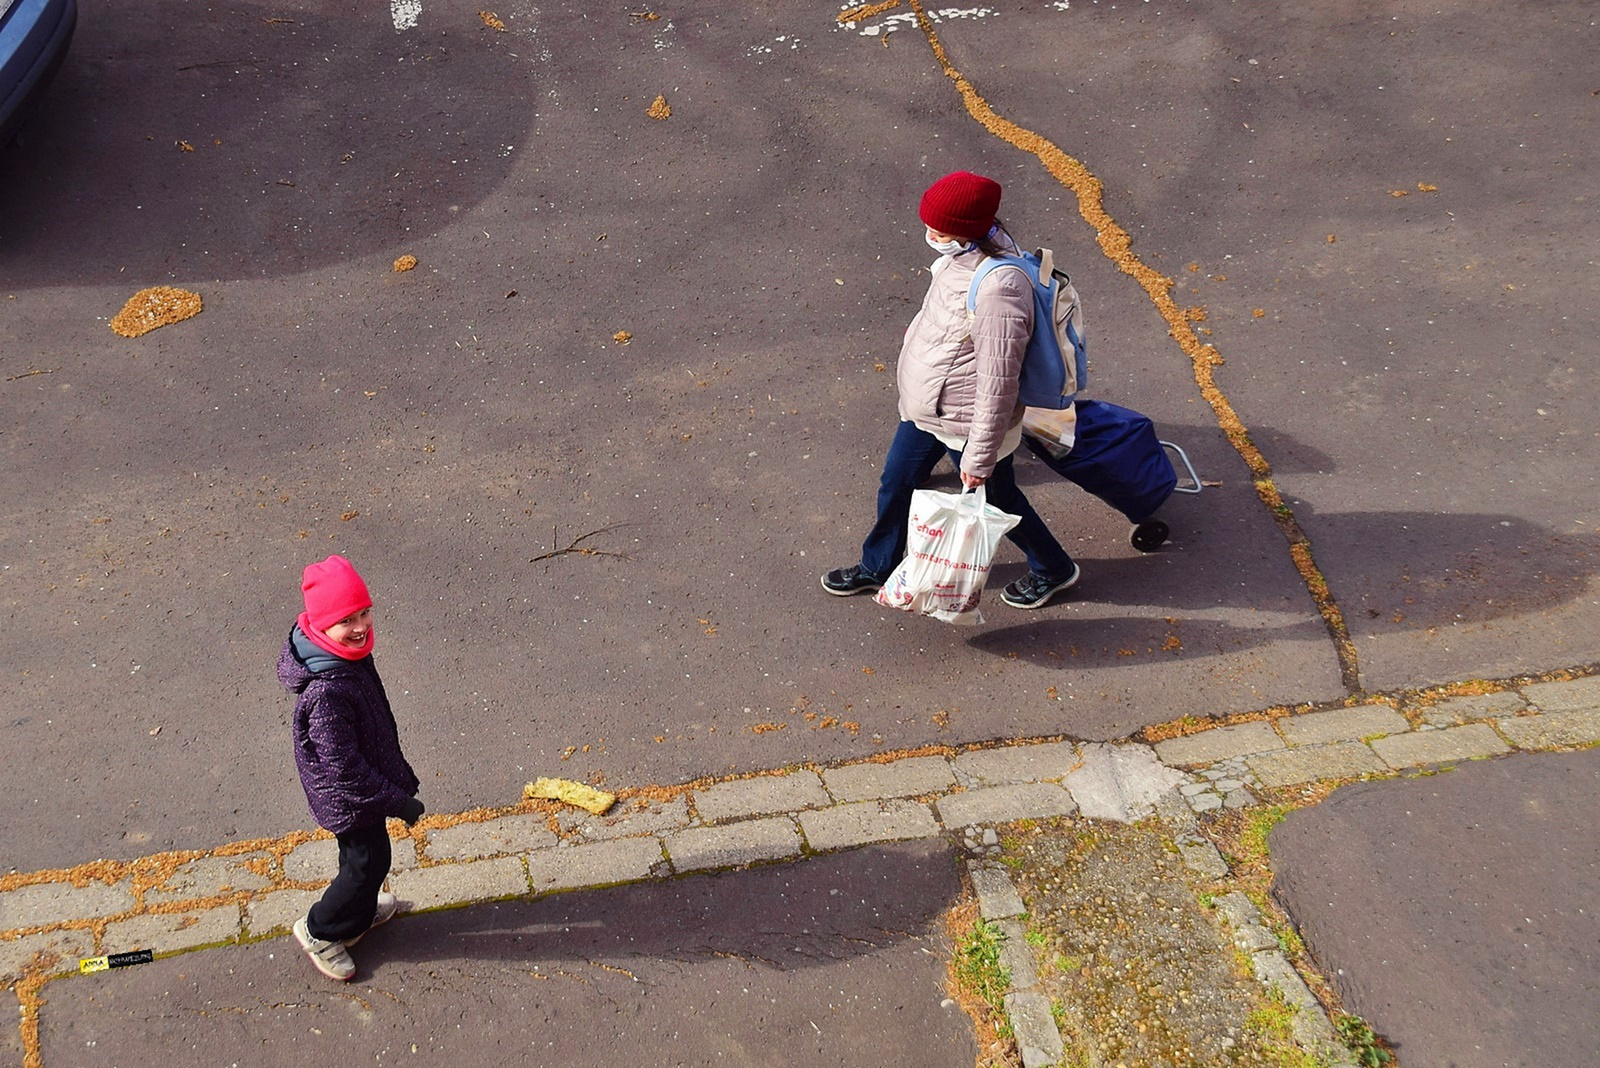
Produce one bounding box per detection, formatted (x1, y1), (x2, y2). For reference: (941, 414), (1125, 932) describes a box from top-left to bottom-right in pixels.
(1006, 817), (1301, 1067)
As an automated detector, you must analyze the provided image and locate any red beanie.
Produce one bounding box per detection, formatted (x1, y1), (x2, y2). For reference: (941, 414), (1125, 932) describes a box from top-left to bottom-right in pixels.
(919, 171), (1002, 241)
(299, 555), (372, 633)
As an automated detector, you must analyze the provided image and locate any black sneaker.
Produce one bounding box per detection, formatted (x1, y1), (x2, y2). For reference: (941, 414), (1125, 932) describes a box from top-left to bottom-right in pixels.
(1000, 563), (1081, 609)
(821, 565), (885, 596)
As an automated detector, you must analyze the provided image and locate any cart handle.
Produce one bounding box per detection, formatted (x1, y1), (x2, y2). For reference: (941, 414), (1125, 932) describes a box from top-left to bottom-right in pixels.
(1160, 441), (1203, 494)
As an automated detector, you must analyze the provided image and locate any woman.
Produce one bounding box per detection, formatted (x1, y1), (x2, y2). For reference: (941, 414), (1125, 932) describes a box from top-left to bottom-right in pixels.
(822, 170), (1079, 610)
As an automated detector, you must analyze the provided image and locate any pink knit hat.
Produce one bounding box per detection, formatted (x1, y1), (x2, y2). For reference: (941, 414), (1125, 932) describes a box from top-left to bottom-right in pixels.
(299, 555), (372, 633)
(919, 171), (1002, 241)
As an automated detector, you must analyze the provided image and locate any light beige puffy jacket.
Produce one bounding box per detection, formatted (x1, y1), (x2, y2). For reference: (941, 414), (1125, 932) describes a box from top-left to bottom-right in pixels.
(896, 244), (1034, 479)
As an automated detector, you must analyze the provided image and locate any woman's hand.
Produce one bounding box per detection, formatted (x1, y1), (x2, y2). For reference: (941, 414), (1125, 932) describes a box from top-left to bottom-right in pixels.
(961, 471), (987, 490)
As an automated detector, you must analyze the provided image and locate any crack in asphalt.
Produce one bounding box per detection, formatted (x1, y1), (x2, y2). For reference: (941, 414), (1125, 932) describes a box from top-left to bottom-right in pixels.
(905, 0), (1363, 694)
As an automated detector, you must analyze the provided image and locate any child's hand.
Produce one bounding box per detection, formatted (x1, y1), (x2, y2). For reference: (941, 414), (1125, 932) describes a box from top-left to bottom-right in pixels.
(399, 796), (425, 826)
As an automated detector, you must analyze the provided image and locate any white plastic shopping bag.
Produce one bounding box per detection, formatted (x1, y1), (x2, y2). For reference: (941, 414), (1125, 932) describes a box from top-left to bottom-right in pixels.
(873, 486), (1020, 625)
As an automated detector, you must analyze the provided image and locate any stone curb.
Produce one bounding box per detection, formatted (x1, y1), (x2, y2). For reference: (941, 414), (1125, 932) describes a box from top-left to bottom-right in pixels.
(5, 676), (1598, 991)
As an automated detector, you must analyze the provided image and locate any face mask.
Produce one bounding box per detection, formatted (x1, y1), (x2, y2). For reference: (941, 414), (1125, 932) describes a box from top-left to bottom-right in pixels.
(926, 232), (970, 256)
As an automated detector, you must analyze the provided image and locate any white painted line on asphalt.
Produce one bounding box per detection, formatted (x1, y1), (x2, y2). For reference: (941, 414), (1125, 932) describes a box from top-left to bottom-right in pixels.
(392, 0), (421, 31)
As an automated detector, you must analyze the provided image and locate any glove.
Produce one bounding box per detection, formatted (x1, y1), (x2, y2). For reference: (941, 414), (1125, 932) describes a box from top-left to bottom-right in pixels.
(398, 796), (425, 827)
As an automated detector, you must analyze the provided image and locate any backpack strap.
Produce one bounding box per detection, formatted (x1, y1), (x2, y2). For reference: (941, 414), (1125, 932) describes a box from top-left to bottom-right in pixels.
(966, 255), (1037, 319)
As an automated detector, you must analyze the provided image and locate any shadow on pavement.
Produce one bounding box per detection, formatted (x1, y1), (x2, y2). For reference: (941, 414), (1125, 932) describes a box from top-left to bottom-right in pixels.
(38, 841), (976, 1067)
(0, 1), (534, 285)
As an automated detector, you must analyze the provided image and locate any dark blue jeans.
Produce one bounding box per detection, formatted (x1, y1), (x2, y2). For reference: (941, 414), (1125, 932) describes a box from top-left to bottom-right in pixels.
(859, 420), (1074, 581)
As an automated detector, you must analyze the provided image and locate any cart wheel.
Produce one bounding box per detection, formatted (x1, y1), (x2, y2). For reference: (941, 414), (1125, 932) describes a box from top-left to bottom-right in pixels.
(1130, 519), (1169, 553)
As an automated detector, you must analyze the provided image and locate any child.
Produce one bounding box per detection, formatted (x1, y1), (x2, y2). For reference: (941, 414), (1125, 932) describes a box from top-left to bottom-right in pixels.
(276, 554), (424, 981)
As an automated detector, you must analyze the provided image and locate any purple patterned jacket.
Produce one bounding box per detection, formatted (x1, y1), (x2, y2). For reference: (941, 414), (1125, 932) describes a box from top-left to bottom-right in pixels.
(277, 630), (420, 834)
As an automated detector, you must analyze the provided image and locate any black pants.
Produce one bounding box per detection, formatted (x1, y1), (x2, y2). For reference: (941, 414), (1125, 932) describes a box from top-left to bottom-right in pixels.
(306, 823), (391, 942)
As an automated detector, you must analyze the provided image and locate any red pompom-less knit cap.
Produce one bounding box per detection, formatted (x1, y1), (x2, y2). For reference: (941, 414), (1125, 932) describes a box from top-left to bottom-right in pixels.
(918, 171), (1002, 241)
(298, 554), (375, 660)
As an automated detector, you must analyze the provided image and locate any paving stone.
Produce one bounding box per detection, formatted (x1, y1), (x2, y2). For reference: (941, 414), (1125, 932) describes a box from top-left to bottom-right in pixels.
(244, 887), (323, 937)
(569, 796), (691, 841)
(426, 814), (558, 861)
(1496, 710), (1600, 749)
(1179, 782), (1212, 797)
(821, 755), (956, 802)
(0, 927), (94, 982)
(0, 880), (136, 931)
(1521, 676), (1600, 713)
(283, 834), (417, 882)
(1004, 990), (1066, 1068)
(282, 837), (338, 882)
(995, 916), (1038, 990)
(1246, 741), (1388, 787)
(1278, 705), (1408, 746)
(935, 783), (1076, 828)
(1252, 948), (1344, 1057)
(1064, 742), (1188, 823)
(527, 838), (664, 893)
(1418, 691), (1527, 726)
(664, 817), (802, 872)
(1370, 723), (1510, 768)
(102, 905), (242, 955)
(391, 835), (419, 871)
(968, 862), (1026, 920)
(1187, 792), (1223, 813)
(953, 741), (1080, 785)
(1153, 722), (1284, 766)
(144, 854), (274, 904)
(691, 772), (830, 822)
(388, 856), (530, 911)
(1222, 789), (1254, 809)
(1176, 837), (1230, 879)
(798, 800), (940, 852)
(1214, 893), (1279, 953)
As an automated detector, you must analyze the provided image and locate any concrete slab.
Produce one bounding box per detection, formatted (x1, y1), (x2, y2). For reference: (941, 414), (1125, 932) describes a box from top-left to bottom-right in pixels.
(526, 838), (665, 894)
(1153, 723), (1284, 767)
(1246, 741), (1388, 788)
(142, 854), (273, 905)
(822, 756), (956, 802)
(1417, 691), (1527, 726)
(935, 783), (1077, 829)
(424, 814), (558, 862)
(1496, 710), (1600, 750)
(798, 800), (941, 853)
(101, 906), (242, 955)
(0, 882), (135, 932)
(663, 818), (802, 873)
(1064, 742), (1188, 822)
(1522, 677), (1600, 714)
(1276, 705), (1408, 747)
(691, 773), (830, 823)
(1369, 723), (1510, 769)
(953, 742), (1081, 786)
(387, 857), (530, 912)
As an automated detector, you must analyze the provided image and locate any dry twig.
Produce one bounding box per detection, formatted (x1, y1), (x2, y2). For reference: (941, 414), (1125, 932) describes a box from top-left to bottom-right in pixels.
(531, 524), (630, 563)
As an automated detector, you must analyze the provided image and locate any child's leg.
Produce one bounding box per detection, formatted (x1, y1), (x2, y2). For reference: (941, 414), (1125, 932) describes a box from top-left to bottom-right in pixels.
(306, 823), (392, 943)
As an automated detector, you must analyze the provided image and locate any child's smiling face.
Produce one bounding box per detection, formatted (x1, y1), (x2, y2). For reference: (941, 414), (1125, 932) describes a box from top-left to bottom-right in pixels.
(323, 607), (373, 650)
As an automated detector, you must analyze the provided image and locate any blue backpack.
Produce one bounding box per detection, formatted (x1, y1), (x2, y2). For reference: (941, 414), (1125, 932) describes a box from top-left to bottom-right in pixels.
(966, 248), (1088, 410)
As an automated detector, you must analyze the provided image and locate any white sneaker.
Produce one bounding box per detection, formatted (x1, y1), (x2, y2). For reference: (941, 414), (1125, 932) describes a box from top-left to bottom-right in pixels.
(345, 891), (399, 946)
(293, 916), (355, 981)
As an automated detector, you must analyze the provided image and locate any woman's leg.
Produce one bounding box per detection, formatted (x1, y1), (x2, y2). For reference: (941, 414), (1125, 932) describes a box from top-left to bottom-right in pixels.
(859, 421), (948, 577)
(306, 823), (392, 943)
(980, 455), (1076, 579)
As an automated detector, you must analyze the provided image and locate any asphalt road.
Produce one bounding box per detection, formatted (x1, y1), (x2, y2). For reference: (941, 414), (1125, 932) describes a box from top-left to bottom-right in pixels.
(36, 840), (974, 1066)
(1270, 750), (1600, 1068)
(1, 0), (1595, 874)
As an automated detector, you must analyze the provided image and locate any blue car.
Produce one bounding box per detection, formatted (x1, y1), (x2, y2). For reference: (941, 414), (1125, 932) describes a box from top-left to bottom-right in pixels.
(0, 0), (75, 145)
